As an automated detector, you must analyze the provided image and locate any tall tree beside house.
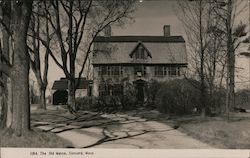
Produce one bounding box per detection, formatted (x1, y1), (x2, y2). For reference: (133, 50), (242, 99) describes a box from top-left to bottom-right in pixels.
(11, 0), (33, 136)
(0, 0), (33, 136)
(204, 4), (228, 112)
(28, 1), (51, 110)
(211, 0), (248, 115)
(205, 26), (227, 111)
(178, 0), (248, 116)
(33, 0), (136, 113)
(225, 1), (247, 114)
(0, 0), (11, 129)
(177, 0), (216, 117)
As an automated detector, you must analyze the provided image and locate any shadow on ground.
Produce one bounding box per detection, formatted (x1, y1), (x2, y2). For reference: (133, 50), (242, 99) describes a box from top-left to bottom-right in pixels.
(31, 106), (212, 148)
(31, 107), (156, 148)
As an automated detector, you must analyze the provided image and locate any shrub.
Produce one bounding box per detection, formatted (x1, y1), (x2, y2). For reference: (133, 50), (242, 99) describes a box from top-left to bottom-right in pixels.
(208, 88), (227, 114)
(92, 96), (122, 113)
(120, 82), (137, 110)
(92, 83), (138, 113)
(145, 79), (163, 108)
(76, 97), (93, 110)
(155, 79), (200, 115)
(235, 89), (250, 109)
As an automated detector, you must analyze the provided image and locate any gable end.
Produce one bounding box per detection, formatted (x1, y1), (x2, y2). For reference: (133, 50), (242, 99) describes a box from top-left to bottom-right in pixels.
(129, 42), (152, 59)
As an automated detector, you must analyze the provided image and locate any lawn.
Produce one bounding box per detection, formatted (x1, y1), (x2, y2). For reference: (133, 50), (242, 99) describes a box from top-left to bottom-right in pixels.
(0, 129), (73, 148)
(121, 109), (250, 149)
(167, 113), (250, 149)
(0, 106), (74, 148)
(2, 105), (250, 149)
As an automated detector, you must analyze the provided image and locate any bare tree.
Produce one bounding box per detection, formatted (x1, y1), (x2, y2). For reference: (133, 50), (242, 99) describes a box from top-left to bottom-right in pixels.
(31, 0), (136, 113)
(177, 0), (215, 117)
(178, 0), (248, 117)
(28, 1), (51, 110)
(205, 17), (227, 112)
(212, 0), (248, 116)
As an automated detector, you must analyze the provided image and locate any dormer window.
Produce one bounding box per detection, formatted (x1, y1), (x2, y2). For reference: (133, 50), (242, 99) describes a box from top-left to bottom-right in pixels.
(129, 42), (152, 59)
(136, 47), (146, 59)
(135, 46), (146, 59)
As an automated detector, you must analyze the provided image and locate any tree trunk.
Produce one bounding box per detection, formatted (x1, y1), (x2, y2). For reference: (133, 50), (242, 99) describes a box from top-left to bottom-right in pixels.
(67, 1), (77, 113)
(6, 78), (12, 128)
(0, 78), (13, 129)
(0, 0), (11, 129)
(10, 0), (33, 136)
(226, 0), (234, 117)
(38, 86), (46, 110)
(11, 38), (30, 135)
(199, 0), (207, 118)
(68, 79), (76, 112)
(0, 84), (7, 128)
(229, 50), (235, 109)
(200, 81), (207, 117)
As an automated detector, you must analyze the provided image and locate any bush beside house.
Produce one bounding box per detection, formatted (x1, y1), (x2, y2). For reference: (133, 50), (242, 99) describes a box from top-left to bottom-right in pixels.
(76, 78), (235, 115)
(76, 82), (137, 113)
(155, 79), (200, 115)
(145, 79), (162, 108)
(235, 89), (250, 109)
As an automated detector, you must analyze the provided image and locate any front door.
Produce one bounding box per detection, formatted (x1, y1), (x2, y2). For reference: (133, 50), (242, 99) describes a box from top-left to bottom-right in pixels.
(134, 79), (146, 104)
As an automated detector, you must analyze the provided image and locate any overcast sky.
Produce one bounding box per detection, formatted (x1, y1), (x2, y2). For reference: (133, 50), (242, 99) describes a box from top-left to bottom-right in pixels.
(35, 0), (250, 93)
(112, 0), (185, 36)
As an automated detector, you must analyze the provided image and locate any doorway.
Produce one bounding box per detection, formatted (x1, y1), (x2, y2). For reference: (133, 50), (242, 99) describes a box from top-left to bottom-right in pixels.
(53, 90), (68, 105)
(133, 79), (146, 103)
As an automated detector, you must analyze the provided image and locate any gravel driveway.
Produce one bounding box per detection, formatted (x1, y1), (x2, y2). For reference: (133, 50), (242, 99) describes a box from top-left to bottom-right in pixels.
(31, 106), (213, 148)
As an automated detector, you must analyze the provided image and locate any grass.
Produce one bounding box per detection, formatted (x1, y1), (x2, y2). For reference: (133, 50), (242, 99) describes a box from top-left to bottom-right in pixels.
(0, 128), (73, 148)
(0, 105), (73, 148)
(126, 108), (250, 149)
(168, 113), (250, 149)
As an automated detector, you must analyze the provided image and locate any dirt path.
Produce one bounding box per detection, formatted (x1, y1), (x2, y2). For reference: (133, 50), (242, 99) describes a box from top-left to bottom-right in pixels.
(31, 107), (213, 148)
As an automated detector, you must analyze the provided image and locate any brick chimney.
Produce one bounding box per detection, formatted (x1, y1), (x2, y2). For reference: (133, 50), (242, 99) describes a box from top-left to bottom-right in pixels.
(163, 25), (170, 37)
(104, 25), (111, 37)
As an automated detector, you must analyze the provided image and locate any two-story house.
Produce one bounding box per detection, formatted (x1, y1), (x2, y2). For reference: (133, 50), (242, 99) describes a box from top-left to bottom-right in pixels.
(92, 25), (187, 102)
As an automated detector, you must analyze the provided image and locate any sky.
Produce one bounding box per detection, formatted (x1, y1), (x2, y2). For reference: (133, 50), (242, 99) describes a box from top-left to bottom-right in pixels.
(32, 0), (250, 94)
(112, 0), (185, 36)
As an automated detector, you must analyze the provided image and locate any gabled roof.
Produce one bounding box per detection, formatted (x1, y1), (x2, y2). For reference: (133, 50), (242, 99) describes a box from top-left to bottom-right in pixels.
(93, 42), (187, 65)
(129, 42), (152, 58)
(93, 35), (187, 65)
(52, 78), (92, 90)
(94, 36), (185, 43)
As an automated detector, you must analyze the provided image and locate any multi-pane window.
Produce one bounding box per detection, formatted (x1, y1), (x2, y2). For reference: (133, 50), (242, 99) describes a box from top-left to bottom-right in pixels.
(98, 66), (123, 76)
(99, 84), (123, 96)
(135, 47), (147, 59)
(155, 66), (167, 76)
(99, 84), (108, 96)
(155, 66), (180, 77)
(134, 65), (146, 77)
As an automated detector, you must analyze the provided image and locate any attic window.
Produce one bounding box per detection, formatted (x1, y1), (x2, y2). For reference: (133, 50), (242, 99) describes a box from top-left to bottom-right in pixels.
(129, 42), (152, 59)
(135, 47), (145, 59)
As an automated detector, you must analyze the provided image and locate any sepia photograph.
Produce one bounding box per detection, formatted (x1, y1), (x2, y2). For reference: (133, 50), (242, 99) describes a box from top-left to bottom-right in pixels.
(0, 0), (250, 157)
